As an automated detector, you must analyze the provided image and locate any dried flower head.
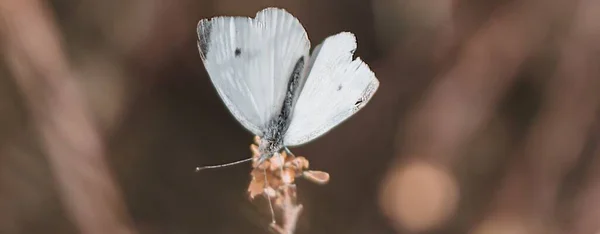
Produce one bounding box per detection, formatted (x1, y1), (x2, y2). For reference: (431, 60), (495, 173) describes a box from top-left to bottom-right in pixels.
(247, 136), (330, 234)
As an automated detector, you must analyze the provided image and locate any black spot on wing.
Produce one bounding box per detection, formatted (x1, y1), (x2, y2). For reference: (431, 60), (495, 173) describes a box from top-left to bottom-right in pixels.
(235, 48), (241, 57)
(337, 85), (342, 91)
(197, 20), (212, 56)
(354, 99), (363, 107)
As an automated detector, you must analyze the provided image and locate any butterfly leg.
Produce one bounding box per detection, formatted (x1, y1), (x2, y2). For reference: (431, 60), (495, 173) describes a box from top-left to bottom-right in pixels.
(284, 147), (295, 157)
(253, 135), (261, 145)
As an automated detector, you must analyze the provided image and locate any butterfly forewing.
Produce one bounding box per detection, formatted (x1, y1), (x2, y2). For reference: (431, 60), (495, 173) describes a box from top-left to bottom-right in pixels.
(197, 8), (310, 135)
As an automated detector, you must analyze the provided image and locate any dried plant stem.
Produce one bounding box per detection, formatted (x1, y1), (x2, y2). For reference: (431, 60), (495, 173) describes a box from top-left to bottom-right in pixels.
(274, 185), (303, 234)
(0, 0), (136, 233)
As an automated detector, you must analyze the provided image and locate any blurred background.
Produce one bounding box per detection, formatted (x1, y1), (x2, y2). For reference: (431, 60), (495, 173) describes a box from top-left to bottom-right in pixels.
(0, 0), (599, 233)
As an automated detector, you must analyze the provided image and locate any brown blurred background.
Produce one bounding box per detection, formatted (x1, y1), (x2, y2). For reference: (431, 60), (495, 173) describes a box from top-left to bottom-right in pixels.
(1, 0), (599, 233)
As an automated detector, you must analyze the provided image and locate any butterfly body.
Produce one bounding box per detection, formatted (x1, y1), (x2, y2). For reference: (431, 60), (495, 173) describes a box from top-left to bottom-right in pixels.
(255, 55), (304, 163)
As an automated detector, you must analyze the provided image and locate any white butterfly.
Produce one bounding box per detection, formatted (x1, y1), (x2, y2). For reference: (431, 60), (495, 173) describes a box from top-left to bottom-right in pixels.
(197, 7), (379, 165)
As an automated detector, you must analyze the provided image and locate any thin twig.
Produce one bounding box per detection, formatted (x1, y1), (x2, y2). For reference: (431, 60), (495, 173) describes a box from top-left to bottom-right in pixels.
(277, 185), (304, 234)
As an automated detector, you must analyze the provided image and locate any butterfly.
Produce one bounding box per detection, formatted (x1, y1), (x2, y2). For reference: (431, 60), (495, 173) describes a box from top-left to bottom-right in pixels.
(196, 7), (379, 167)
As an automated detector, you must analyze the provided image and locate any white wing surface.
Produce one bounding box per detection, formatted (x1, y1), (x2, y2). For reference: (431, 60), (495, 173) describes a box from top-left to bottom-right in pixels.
(283, 32), (379, 146)
(197, 8), (310, 135)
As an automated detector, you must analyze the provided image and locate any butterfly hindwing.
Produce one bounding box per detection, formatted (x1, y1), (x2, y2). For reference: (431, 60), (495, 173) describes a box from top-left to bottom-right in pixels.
(283, 32), (379, 146)
(197, 8), (310, 135)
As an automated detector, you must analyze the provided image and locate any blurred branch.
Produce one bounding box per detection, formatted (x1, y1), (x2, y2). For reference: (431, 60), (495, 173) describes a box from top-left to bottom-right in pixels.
(0, 0), (137, 233)
(470, 0), (600, 232)
(402, 0), (558, 165)
(381, 0), (576, 232)
(570, 129), (600, 234)
(565, 2), (600, 233)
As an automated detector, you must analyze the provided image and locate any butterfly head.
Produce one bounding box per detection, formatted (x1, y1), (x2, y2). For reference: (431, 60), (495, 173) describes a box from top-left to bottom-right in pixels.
(254, 135), (282, 160)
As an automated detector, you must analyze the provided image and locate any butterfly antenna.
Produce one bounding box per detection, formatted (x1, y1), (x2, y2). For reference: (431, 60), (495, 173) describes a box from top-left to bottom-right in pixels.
(195, 157), (254, 172)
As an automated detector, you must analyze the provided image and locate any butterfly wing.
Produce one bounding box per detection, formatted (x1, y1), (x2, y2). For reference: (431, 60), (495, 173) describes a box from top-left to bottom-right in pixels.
(283, 32), (379, 146)
(197, 8), (310, 135)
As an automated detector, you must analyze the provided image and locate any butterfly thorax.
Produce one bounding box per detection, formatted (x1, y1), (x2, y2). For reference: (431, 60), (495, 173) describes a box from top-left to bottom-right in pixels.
(256, 117), (287, 165)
